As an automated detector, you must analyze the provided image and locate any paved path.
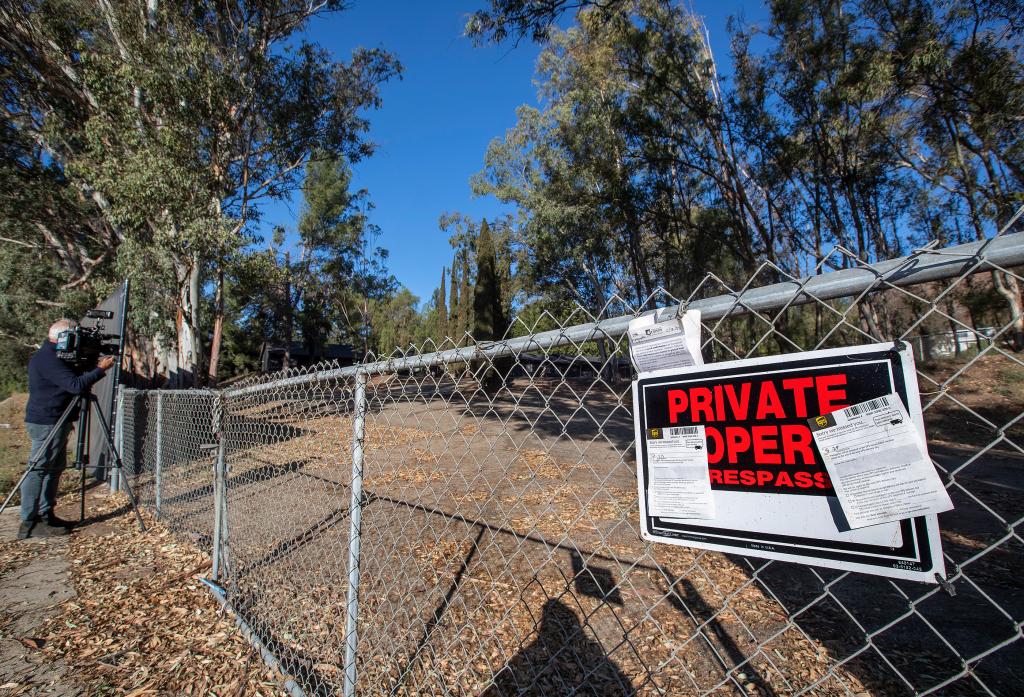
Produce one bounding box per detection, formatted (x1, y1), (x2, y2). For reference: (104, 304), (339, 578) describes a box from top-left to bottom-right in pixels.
(0, 492), (103, 696)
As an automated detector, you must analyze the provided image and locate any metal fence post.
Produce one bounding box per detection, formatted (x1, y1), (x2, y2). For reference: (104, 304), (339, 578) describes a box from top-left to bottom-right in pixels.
(211, 394), (227, 580)
(343, 371), (368, 697)
(111, 386), (123, 493)
(155, 392), (163, 518)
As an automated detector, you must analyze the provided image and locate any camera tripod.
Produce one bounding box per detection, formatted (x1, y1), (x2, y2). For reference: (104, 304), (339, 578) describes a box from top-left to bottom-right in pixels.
(0, 390), (146, 532)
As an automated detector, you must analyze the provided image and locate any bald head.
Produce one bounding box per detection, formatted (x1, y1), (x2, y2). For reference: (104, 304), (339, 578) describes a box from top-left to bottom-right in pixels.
(48, 319), (78, 343)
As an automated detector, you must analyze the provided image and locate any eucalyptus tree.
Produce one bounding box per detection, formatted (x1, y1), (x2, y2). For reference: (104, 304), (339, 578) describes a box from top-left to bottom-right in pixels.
(474, 1), (777, 312)
(471, 0), (1022, 350)
(1, 0), (399, 384)
(466, 0), (628, 44)
(471, 17), (638, 312)
(883, 0), (1024, 347)
(729, 0), (924, 341)
(370, 287), (425, 356)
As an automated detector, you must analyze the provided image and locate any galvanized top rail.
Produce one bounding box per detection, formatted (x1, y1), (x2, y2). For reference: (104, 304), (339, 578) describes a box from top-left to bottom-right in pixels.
(223, 232), (1024, 398)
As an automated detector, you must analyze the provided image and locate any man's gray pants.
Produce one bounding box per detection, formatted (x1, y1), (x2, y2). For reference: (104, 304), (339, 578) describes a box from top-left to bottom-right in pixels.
(20, 421), (73, 523)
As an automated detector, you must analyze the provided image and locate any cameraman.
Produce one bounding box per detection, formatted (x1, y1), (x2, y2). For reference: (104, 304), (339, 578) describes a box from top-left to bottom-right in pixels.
(17, 319), (115, 539)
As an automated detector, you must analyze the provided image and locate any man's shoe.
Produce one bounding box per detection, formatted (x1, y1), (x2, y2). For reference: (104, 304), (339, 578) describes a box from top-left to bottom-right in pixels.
(45, 514), (74, 528)
(31, 521), (70, 537)
(16, 521), (34, 540)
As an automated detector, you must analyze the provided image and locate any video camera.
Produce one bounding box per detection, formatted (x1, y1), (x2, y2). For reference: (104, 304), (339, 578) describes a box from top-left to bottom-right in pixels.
(55, 310), (122, 367)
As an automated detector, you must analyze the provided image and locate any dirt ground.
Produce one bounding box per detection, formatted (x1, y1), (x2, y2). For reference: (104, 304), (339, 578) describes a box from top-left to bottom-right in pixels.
(154, 351), (1017, 697)
(2, 346), (1018, 696)
(0, 526), (74, 696)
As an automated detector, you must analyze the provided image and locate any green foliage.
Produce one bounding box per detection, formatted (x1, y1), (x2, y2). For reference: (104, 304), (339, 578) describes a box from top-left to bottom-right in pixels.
(467, 0), (1023, 347)
(472, 220), (508, 342)
(1, 0), (400, 382)
(466, 0), (625, 44)
(433, 212), (520, 343)
(459, 256), (472, 341)
(448, 260), (460, 341)
(437, 267), (448, 338)
(0, 242), (95, 392)
(370, 288), (426, 356)
(473, 3), (742, 311)
(217, 154), (398, 372)
(3, 0), (1021, 374)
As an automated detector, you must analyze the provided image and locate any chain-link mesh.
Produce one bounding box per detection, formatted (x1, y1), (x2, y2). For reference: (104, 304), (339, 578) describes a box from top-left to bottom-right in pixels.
(218, 371), (358, 690)
(117, 234), (1024, 696)
(119, 389), (218, 554)
(120, 388), (155, 508)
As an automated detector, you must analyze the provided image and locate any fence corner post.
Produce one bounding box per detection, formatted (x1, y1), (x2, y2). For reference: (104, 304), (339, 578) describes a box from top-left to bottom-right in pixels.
(211, 393), (228, 580)
(112, 385), (124, 493)
(343, 370), (368, 697)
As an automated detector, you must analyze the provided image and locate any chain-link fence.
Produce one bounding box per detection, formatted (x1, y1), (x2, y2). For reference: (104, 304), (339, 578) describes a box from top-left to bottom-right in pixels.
(119, 389), (218, 555)
(117, 232), (1024, 696)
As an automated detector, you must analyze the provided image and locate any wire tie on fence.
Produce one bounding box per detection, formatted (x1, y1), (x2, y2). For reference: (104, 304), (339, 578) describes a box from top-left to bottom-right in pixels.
(935, 572), (957, 597)
(889, 340), (907, 358)
(909, 239), (942, 257)
(673, 300), (687, 319)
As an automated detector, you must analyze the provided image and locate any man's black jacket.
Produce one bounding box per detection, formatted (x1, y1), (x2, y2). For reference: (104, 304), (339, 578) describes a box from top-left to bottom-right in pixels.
(24, 341), (107, 425)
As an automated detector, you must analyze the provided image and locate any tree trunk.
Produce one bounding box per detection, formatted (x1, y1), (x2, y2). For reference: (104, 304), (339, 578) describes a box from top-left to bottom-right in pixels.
(172, 256), (202, 386)
(595, 337), (612, 383)
(858, 299), (884, 341)
(207, 268), (225, 386)
(189, 254), (203, 384)
(283, 251), (293, 369)
(125, 329), (158, 386)
(947, 310), (961, 358)
(993, 270), (1024, 351)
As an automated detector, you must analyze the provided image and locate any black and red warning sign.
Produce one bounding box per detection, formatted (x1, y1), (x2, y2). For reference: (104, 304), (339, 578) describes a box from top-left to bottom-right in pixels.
(633, 342), (946, 583)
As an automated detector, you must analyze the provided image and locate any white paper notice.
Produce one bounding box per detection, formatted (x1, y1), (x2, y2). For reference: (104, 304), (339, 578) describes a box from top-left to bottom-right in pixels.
(646, 425), (715, 519)
(809, 394), (953, 529)
(628, 310), (703, 373)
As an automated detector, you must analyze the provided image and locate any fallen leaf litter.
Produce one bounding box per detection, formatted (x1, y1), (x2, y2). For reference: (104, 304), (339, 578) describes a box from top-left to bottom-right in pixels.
(32, 493), (287, 696)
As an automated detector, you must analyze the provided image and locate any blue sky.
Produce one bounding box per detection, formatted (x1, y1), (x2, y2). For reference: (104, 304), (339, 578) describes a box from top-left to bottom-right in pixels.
(260, 1), (768, 306)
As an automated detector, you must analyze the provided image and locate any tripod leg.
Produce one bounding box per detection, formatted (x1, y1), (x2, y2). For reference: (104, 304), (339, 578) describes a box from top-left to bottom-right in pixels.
(89, 396), (146, 532)
(0, 397), (81, 520)
(0, 467), (35, 519)
(72, 400), (90, 522)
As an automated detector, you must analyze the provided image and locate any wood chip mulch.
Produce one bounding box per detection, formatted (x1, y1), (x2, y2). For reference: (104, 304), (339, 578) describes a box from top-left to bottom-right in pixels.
(36, 492), (288, 696)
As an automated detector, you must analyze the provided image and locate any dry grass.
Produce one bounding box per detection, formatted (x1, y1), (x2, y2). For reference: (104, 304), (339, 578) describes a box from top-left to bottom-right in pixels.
(0, 394), (32, 496)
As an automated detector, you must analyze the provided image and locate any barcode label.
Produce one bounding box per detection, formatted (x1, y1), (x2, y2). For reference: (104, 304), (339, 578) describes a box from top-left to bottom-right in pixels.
(667, 426), (699, 436)
(843, 396), (892, 418)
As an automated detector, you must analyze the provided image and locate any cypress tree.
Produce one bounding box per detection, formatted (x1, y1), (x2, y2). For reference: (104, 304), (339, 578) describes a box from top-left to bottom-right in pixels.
(449, 256), (460, 342)
(473, 219), (508, 342)
(438, 266), (448, 338)
(460, 256), (472, 339)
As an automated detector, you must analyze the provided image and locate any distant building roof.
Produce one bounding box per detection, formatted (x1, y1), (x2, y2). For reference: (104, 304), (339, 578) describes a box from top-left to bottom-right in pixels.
(260, 342), (356, 371)
(262, 342), (354, 359)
